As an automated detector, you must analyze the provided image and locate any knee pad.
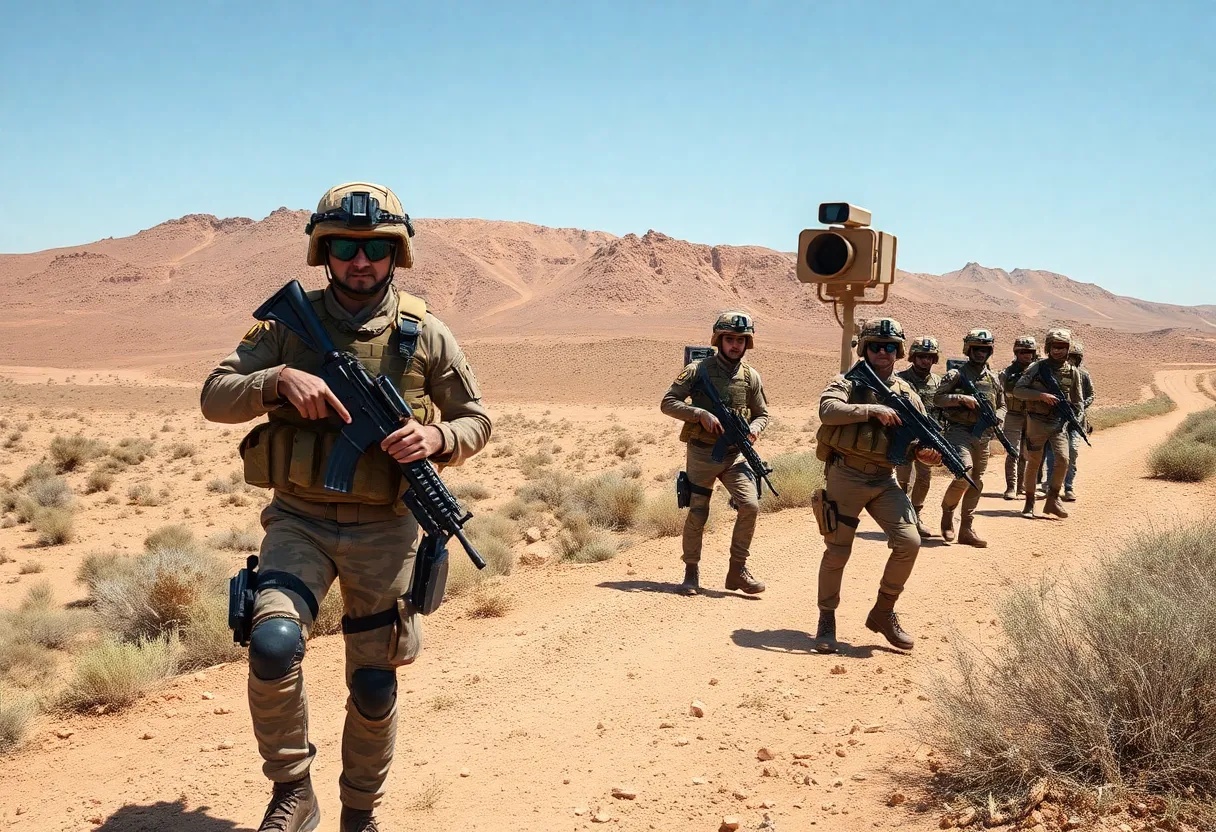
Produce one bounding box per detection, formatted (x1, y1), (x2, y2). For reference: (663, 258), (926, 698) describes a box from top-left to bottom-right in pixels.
(349, 668), (397, 720)
(248, 617), (304, 681)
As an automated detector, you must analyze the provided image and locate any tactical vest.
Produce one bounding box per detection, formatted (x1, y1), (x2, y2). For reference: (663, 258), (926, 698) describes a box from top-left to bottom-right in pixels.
(941, 363), (999, 427)
(1002, 361), (1030, 413)
(895, 367), (940, 409)
(679, 358), (754, 444)
(1023, 359), (1080, 418)
(239, 289), (434, 508)
(815, 375), (918, 466)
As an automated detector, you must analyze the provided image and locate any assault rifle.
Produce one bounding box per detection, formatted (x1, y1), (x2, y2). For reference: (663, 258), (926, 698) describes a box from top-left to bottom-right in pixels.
(253, 280), (485, 614)
(844, 359), (979, 491)
(693, 362), (779, 499)
(944, 361), (1018, 458)
(1036, 362), (1092, 447)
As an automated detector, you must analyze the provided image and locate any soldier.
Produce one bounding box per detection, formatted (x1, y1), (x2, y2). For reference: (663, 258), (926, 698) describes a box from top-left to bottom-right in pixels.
(661, 312), (769, 596)
(201, 182), (491, 832)
(1046, 339), (1095, 501)
(998, 336), (1039, 499)
(813, 318), (943, 653)
(1011, 327), (1081, 520)
(933, 329), (1005, 548)
(895, 337), (942, 539)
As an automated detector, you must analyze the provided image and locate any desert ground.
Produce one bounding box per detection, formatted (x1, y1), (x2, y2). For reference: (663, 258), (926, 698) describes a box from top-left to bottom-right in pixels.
(0, 214), (1214, 831)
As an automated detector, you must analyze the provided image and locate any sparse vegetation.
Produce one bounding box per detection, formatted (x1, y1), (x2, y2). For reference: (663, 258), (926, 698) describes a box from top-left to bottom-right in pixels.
(49, 434), (107, 472)
(309, 584), (345, 638)
(24, 475), (73, 509)
(85, 469), (115, 493)
(0, 688), (38, 752)
(127, 483), (166, 506)
(180, 594), (243, 670)
(110, 437), (154, 465)
(517, 450), (554, 478)
(167, 440), (196, 459)
(639, 494), (684, 538)
(143, 524), (195, 553)
(207, 526), (260, 551)
(33, 506), (75, 545)
(467, 583), (513, 618)
(1147, 406), (1216, 482)
(90, 546), (223, 642)
(77, 551), (135, 593)
(17, 462), (56, 487)
(758, 452), (826, 513)
(60, 636), (179, 711)
(18, 560), (44, 575)
(450, 481), (491, 502)
(568, 473), (644, 530)
(611, 434), (639, 459)
(555, 513), (619, 563)
(1089, 390), (1176, 432)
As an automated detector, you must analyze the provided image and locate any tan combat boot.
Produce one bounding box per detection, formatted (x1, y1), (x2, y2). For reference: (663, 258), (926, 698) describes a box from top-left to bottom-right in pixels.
(957, 519), (988, 548)
(865, 597), (914, 651)
(725, 561), (765, 594)
(1021, 491), (1037, 519)
(814, 610), (838, 654)
(679, 563), (699, 596)
(913, 506), (933, 539)
(258, 775), (319, 832)
(940, 506), (956, 542)
(340, 807), (382, 832)
(1003, 457), (1017, 500)
(1044, 489), (1070, 518)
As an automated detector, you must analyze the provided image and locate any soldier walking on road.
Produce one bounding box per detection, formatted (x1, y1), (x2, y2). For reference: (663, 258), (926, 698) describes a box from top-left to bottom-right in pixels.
(999, 337), (1038, 499)
(895, 337), (942, 539)
(1011, 328), (1081, 520)
(1046, 339), (1095, 501)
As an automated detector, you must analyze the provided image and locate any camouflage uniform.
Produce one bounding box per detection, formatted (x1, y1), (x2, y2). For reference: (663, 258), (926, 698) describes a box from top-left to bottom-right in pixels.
(894, 337), (942, 537)
(813, 318), (934, 653)
(1046, 340), (1095, 499)
(1010, 328), (1081, 519)
(660, 312), (769, 595)
(998, 336), (1039, 499)
(202, 183), (490, 831)
(934, 329), (1005, 547)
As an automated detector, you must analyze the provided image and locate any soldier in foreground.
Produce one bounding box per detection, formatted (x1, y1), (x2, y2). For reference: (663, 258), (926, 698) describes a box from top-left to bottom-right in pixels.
(895, 337), (942, 539)
(999, 337), (1039, 499)
(1046, 339), (1095, 500)
(813, 318), (942, 653)
(934, 329), (1005, 548)
(1011, 328), (1081, 520)
(661, 312), (770, 596)
(201, 182), (491, 832)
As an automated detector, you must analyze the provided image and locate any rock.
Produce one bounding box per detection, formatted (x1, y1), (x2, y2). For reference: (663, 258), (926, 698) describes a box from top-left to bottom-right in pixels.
(782, 710), (793, 721)
(217, 739), (234, 750)
(732, 788), (749, 801)
(690, 700), (706, 718)
(1023, 778), (1048, 815)
(830, 665), (847, 675)
(692, 777), (707, 785)
(834, 748), (847, 758)
(851, 773), (867, 782)
(524, 526), (542, 543)
(1117, 826), (1132, 832)
(792, 751), (813, 760)
(709, 678), (719, 686)
(87, 815), (102, 824)
(214, 707), (233, 715)
(956, 807), (977, 826)
(757, 747), (775, 761)
(54, 728), (74, 739)
(140, 731), (155, 740)
(831, 779), (843, 788)
(659, 721), (673, 729)
(983, 812), (1006, 827)
(519, 542), (551, 566)
(562, 778), (570, 785)
(720, 817), (740, 831)
(460, 768), (470, 778)
(863, 724), (883, 733)
(761, 766), (777, 777)
(596, 721), (605, 730)
(888, 792), (907, 806)
(1061, 818), (1082, 831)
(573, 806), (588, 816)
(591, 810), (612, 823)
(611, 787), (636, 800)
(675, 737), (689, 746)
(201, 692), (215, 700)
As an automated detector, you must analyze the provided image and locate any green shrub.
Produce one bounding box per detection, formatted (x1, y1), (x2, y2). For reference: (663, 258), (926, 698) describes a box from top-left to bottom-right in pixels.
(0, 688), (38, 752)
(179, 594), (243, 670)
(60, 636), (179, 711)
(758, 452), (826, 513)
(1088, 392), (1177, 432)
(1173, 406), (1216, 447)
(1147, 439), (1216, 482)
(570, 473), (644, 530)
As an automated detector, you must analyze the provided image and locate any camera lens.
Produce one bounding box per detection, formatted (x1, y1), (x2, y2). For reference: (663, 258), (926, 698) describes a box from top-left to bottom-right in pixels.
(804, 232), (854, 277)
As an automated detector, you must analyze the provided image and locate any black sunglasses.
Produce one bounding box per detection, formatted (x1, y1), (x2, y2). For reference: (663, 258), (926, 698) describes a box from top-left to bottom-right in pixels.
(866, 342), (899, 354)
(328, 238), (395, 262)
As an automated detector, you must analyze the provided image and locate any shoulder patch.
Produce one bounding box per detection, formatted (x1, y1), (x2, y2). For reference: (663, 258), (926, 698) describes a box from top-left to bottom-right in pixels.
(238, 320), (270, 350)
(675, 367), (695, 385)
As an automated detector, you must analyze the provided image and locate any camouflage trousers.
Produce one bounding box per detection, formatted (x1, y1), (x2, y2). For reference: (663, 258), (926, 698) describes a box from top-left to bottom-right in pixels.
(941, 424), (992, 521)
(250, 495), (422, 811)
(1024, 416), (1070, 493)
(1001, 410), (1029, 491)
(681, 440), (759, 566)
(818, 459), (920, 611)
(895, 458), (933, 511)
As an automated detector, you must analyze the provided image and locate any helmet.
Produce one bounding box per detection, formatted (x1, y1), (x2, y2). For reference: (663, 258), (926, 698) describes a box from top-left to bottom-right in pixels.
(856, 317), (906, 359)
(962, 328), (995, 357)
(909, 336), (940, 361)
(1068, 339), (1084, 359)
(305, 182), (415, 268)
(1013, 335), (1038, 355)
(1044, 327), (1072, 350)
(710, 311), (755, 349)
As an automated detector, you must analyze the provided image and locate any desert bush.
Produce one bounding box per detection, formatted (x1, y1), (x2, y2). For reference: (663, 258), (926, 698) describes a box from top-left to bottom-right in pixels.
(639, 494), (684, 538)
(490, 443), (515, 458)
(1147, 439), (1216, 482)
(167, 441), (196, 459)
(0, 638), (57, 688)
(0, 688), (38, 752)
(517, 450), (554, 478)
(498, 497), (547, 530)
(127, 483), (164, 506)
(619, 461), (643, 480)
(0, 489), (17, 513)
(13, 495), (38, 524)
(1173, 406), (1216, 447)
(924, 522), (1216, 816)
(77, 551), (135, 592)
(85, 469), (115, 493)
(33, 506), (74, 545)
(759, 452), (826, 513)
(465, 514), (516, 577)
(60, 635), (179, 711)
(309, 583), (345, 638)
(179, 593), (243, 670)
(207, 526), (260, 552)
(450, 481), (492, 502)
(25, 475), (73, 509)
(91, 546), (223, 642)
(49, 434), (107, 472)
(110, 437), (154, 465)
(17, 462), (56, 487)
(144, 524), (195, 552)
(1088, 392), (1177, 432)
(467, 583), (513, 618)
(8, 583), (82, 649)
(569, 473), (644, 530)
(94, 456), (126, 474)
(17, 560), (43, 575)
(555, 513), (619, 563)
(611, 435), (640, 459)
(206, 477), (237, 494)
(517, 471), (575, 510)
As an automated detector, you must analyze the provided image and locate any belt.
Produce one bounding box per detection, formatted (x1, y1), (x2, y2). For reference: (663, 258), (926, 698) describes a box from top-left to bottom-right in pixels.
(829, 453), (893, 476)
(689, 438), (739, 452)
(273, 493), (404, 525)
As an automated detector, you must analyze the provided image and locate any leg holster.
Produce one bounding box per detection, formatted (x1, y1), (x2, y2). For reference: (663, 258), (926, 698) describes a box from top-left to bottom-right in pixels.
(676, 472), (714, 509)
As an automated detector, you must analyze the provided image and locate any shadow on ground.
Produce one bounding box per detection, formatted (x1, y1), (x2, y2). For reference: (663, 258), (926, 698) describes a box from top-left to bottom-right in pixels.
(597, 579), (760, 601)
(94, 800), (255, 832)
(731, 628), (895, 658)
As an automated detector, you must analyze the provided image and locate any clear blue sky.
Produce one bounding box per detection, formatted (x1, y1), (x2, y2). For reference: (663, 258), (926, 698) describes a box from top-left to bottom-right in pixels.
(2, 1), (1213, 304)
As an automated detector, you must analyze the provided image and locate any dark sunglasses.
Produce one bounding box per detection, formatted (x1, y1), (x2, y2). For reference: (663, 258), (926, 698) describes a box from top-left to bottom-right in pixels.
(866, 342), (899, 354)
(1014, 349), (1035, 356)
(328, 238), (395, 262)
(970, 346), (993, 354)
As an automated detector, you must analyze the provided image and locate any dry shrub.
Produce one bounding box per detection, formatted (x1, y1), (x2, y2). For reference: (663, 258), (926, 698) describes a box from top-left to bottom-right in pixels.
(499, 498), (546, 529)
(207, 526), (260, 551)
(17, 462), (56, 487)
(405, 776), (445, 811)
(127, 483), (164, 506)
(517, 471), (575, 510)
(1148, 439), (1216, 482)
(49, 434), (107, 472)
(1173, 406), (1216, 447)
(639, 494), (683, 538)
(77, 551), (135, 593)
(94, 456), (126, 474)
(465, 514), (517, 575)
(4, 583), (83, 650)
(91, 546), (223, 642)
(0, 639), (57, 688)
(180, 593), (243, 670)
(611, 434), (640, 459)
(85, 469), (115, 494)
(110, 437), (154, 465)
(619, 461), (643, 480)
(206, 477), (237, 494)
(490, 443), (515, 458)
(17, 560), (43, 575)
(569, 473), (644, 530)
(467, 583), (513, 618)
(33, 506), (75, 545)
(167, 441), (196, 459)
(517, 450), (554, 478)
(446, 553), (484, 598)
(450, 481), (491, 502)
(144, 524), (195, 552)
(924, 523), (1216, 817)
(1089, 392), (1176, 432)
(555, 513), (619, 563)
(0, 688), (38, 753)
(758, 452), (825, 513)
(25, 475), (73, 509)
(0, 489), (17, 513)
(60, 635), (179, 711)
(309, 583), (345, 638)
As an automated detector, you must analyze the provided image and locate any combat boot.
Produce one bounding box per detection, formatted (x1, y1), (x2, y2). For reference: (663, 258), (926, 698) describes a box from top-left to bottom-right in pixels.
(1003, 459), (1017, 500)
(1002, 477), (1016, 501)
(940, 507), (956, 542)
(257, 775), (319, 832)
(1044, 489), (1070, 519)
(725, 562), (765, 594)
(1063, 488), (1077, 502)
(957, 519), (988, 548)
(340, 807), (382, 832)
(865, 603), (914, 651)
(1021, 491), (1037, 519)
(814, 610), (837, 654)
(679, 563), (699, 596)
(913, 506), (933, 539)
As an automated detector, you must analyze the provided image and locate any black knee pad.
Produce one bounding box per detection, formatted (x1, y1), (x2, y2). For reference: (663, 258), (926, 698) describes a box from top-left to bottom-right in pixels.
(349, 668), (397, 720)
(248, 617), (304, 681)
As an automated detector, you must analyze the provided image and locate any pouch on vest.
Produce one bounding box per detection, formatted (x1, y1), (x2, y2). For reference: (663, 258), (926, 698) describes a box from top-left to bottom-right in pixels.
(239, 424), (274, 488)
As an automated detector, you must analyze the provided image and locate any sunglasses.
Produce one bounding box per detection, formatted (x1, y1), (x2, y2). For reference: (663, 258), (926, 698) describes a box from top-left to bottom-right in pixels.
(866, 342), (899, 354)
(328, 238), (395, 262)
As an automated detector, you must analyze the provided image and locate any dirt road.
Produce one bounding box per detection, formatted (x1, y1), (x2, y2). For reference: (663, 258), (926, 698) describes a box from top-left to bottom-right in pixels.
(2, 368), (1214, 832)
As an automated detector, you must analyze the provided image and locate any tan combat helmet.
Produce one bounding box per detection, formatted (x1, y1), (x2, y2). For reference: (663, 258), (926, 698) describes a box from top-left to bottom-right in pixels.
(962, 328), (995, 358)
(856, 317), (906, 358)
(1013, 335), (1039, 356)
(710, 311), (755, 349)
(908, 336), (940, 363)
(1044, 327), (1072, 350)
(1068, 338), (1085, 361)
(305, 182), (415, 268)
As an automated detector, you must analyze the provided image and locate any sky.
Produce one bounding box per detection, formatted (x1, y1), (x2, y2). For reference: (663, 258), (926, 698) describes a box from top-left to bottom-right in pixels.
(1, 1), (1213, 304)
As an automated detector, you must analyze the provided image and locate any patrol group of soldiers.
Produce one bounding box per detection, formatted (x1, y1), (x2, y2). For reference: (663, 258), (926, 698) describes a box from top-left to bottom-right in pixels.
(660, 315), (1094, 656)
(204, 181), (1094, 830)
